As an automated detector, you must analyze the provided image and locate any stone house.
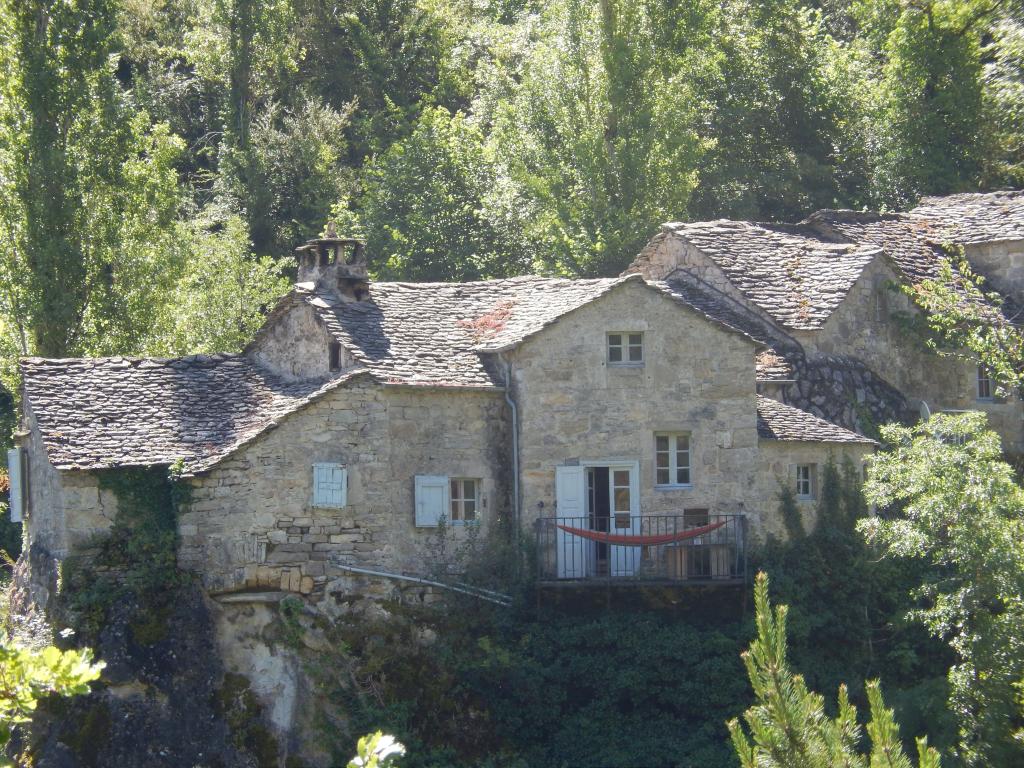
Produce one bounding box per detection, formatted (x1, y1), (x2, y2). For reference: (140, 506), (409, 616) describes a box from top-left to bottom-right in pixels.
(9, 191), (1023, 608)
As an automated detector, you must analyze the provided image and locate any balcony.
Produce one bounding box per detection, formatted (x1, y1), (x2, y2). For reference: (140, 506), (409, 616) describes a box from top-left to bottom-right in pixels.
(535, 513), (747, 586)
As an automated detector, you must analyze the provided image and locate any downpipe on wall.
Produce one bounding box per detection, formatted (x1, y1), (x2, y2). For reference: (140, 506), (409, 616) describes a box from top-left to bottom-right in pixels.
(499, 354), (521, 547)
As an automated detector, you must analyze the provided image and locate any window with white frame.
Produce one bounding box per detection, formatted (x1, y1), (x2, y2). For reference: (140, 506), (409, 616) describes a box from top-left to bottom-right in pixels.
(415, 475), (482, 527)
(655, 433), (691, 487)
(608, 332), (643, 365)
(977, 365), (993, 401)
(450, 478), (479, 522)
(795, 464), (815, 500)
(312, 463), (347, 508)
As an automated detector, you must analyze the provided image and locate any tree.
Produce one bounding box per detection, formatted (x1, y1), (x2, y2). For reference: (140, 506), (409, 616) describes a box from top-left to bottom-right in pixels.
(860, 412), (1024, 766)
(729, 572), (941, 768)
(0, 0), (192, 359)
(858, 0), (996, 207)
(901, 255), (1024, 397)
(350, 106), (535, 281)
(492, 0), (709, 276)
(691, 0), (858, 220)
(4, 0), (122, 357)
(0, 642), (104, 764)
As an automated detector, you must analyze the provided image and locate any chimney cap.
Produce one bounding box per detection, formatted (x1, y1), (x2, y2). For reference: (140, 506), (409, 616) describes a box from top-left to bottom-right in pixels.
(294, 221), (365, 252)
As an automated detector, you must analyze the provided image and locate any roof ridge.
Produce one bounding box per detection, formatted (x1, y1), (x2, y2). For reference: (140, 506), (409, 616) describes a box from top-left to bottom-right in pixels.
(19, 352), (244, 367)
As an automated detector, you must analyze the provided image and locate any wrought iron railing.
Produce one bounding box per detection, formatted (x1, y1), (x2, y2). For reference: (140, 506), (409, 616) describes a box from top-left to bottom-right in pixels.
(535, 513), (746, 584)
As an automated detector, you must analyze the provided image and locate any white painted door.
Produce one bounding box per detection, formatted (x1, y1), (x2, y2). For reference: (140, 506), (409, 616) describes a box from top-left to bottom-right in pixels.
(607, 465), (640, 577)
(555, 465), (586, 578)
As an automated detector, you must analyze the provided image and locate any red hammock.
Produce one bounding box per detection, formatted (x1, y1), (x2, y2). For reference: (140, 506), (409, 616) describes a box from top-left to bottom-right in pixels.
(556, 520), (726, 546)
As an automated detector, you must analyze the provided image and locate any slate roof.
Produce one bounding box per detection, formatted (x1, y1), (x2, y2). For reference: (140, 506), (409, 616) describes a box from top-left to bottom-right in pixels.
(284, 274), (759, 389)
(20, 355), (368, 473)
(660, 220), (881, 330)
(803, 210), (945, 285)
(910, 190), (1024, 244)
(756, 395), (876, 444)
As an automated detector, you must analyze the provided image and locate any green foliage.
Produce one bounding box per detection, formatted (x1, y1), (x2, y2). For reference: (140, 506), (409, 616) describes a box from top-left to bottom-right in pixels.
(757, 456), (957, 754)
(861, 0), (991, 206)
(729, 572), (941, 768)
(776, 481), (806, 540)
(63, 467), (188, 643)
(0, 641), (104, 762)
(491, 0), (709, 275)
(348, 732), (406, 768)
(351, 106), (535, 281)
(861, 412), (1024, 766)
(901, 254), (1024, 398)
(215, 671), (280, 768)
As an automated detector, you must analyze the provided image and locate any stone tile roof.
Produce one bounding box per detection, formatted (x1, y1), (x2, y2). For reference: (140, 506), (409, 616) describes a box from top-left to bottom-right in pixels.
(20, 355), (368, 473)
(756, 395), (875, 444)
(661, 220), (881, 330)
(910, 190), (1024, 244)
(755, 350), (795, 381)
(802, 210), (945, 285)
(290, 274), (759, 388)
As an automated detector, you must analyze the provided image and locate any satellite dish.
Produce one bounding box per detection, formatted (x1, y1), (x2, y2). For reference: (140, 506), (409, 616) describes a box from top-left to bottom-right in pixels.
(919, 400), (932, 422)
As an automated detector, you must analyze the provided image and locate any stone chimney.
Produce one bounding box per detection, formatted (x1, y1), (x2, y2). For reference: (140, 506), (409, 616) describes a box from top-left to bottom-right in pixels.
(295, 222), (370, 301)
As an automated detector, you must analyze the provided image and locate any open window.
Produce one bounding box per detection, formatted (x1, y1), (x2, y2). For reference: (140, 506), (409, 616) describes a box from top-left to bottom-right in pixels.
(415, 475), (481, 526)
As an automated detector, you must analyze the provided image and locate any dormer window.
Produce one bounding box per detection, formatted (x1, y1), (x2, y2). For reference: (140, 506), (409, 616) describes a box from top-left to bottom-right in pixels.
(977, 365), (993, 401)
(608, 332), (643, 365)
(329, 341), (341, 372)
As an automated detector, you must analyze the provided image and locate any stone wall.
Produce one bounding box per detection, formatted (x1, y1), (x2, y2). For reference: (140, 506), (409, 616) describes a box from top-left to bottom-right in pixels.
(178, 379), (509, 595)
(764, 355), (912, 435)
(964, 239), (1024, 307)
(509, 279), (767, 526)
(16, 401), (119, 609)
(753, 440), (874, 541)
(629, 231), (781, 326)
(801, 257), (1024, 452)
(248, 301), (340, 381)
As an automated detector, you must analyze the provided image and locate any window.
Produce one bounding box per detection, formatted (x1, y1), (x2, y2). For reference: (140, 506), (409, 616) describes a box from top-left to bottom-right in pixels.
(977, 365), (993, 401)
(608, 332), (643, 365)
(415, 475), (482, 527)
(6, 448), (24, 523)
(328, 341), (342, 372)
(655, 433), (691, 487)
(795, 464), (815, 500)
(873, 278), (888, 323)
(450, 479), (479, 522)
(612, 469), (632, 528)
(312, 463), (347, 508)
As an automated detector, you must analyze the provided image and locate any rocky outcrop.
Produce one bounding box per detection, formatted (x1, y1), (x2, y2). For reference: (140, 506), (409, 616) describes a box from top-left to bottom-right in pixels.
(23, 587), (273, 768)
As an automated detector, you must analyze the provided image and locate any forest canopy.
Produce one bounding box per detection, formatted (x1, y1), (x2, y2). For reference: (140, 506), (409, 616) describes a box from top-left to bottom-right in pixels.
(0, 0), (1021, 375)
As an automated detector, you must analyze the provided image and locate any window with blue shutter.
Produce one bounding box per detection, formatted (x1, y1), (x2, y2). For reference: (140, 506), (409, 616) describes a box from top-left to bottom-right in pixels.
(312, 463), (347, 508)
(7, 448), (24, 523)
(414, 475), (449, 527)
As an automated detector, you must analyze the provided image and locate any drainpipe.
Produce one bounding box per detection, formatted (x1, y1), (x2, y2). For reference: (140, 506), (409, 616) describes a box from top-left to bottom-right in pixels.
(499, 354), (520, 544)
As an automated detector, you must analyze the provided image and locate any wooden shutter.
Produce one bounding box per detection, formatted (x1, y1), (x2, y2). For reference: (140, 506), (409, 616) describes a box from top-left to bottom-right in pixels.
(7, 448), (24, 523)
(414, 475), (449, 527)
(313, 463), (347, 508)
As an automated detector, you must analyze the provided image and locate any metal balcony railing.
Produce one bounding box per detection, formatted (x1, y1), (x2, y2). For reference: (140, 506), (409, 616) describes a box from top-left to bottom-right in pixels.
(535, 513), (746, 585)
